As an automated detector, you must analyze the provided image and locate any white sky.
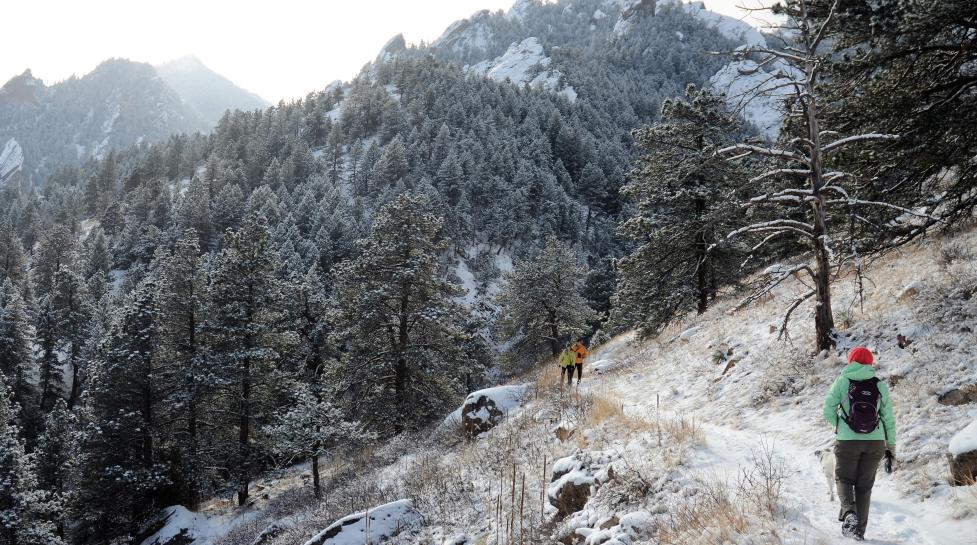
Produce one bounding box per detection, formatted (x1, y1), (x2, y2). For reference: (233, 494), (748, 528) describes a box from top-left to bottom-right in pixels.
(0, 0), (771, 103)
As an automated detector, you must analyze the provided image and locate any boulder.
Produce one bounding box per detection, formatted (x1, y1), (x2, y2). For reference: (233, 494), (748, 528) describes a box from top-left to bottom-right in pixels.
(938, 384), (977, 406)
(897, 281), (922, 301)
(949, 451), (977, 486)
(547, 452), (617, 519)
(554, 423), (575, 443)
(462, 394), (504, 437)
(949, 421), (977, 486)
(459, 385), (527, 438)
(549, 475), (592, 518)
(302, 499), (421, 545)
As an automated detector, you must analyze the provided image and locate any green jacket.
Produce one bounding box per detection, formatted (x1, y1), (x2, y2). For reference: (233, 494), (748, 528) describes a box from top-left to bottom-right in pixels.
(558, 349), (575, 368)
(822, 363), (896, 445)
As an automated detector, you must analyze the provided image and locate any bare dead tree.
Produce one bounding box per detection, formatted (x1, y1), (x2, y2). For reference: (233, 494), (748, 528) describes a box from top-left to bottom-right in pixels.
(715, 0), (938, 352)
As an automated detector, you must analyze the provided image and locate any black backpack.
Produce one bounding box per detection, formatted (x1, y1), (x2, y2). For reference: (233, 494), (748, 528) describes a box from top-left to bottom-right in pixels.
(840, 377), (881, 433)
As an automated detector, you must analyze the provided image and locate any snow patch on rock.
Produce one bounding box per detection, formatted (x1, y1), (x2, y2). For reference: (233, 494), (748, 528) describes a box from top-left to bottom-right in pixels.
(434, 9), (495, 56)
(0, 138), (23, 183)
(470, 37), (551, 85)
(302, 499), (421, 545)
(709, 58), (796, 140)
(140, 505), (257, 545)
(469, 38), (577, 103)
(950, 420), (977, 457)
(680, 0), (766, 47)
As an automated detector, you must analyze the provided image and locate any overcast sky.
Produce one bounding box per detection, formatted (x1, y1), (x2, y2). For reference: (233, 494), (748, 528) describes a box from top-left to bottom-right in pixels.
(0, 0), (770, 103)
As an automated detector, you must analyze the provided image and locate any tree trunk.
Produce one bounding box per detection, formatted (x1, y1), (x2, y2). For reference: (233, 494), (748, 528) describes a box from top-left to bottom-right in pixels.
(805, 78), (836, 353)
(186, 309), (200, 510)
(142, 381), (153, 469)
(187, 398), (199, 510)
(394, 284), (411, 434)
(548, 309), (560, 357)
(694, 198), (708, 314)
(237, 357), (251, 507)
(812, 201), (836, 352)
(67, 344), (81, 410)
(312, 453), (321, 499)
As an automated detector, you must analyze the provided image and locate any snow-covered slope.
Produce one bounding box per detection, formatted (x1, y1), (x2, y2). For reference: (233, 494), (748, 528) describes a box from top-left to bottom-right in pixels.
(468, 37), (577, 102)
(0, 58), (210, 185)
(432, 9), (497, 58)
(709, 57), (796, 140)
(0, 138), (23, 184)
(301, 500), (422, 545)
(681, 0), (766, 47)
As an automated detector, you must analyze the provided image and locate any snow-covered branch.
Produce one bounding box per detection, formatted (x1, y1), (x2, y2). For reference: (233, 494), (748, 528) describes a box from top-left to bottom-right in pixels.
(822, 133), (900, 155)
(728, 219), (815, 239)
(717, 144), (808, 163)
(822, 186), (942, 220)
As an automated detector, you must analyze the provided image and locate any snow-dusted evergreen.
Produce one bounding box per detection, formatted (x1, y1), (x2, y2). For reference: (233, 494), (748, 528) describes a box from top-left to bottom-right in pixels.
(1, 0), (976, 543)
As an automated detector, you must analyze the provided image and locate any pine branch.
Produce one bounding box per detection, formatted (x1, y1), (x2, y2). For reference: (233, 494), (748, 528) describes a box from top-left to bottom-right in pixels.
(728, 219), (815, 239)
(821, 133), (900, 155)
(717, 144), (808, 163)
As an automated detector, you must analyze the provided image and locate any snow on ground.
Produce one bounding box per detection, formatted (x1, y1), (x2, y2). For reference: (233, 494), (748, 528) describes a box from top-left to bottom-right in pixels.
(301, 500), (421, 545)
(141, 505), (259, 545)
(582, 228), (977, 543)
(152, 230), (977, 545)
(950, 420), (977, 457)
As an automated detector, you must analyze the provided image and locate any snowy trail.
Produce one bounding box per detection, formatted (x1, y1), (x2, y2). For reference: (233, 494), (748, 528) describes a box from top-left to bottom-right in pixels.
(690, 424), (970, 545)
(579, 338), (976, 545)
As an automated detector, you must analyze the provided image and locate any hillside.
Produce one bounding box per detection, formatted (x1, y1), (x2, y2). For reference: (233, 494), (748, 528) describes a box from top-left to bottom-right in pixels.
(0, 56), (268, 187)
(2, 0), (975, 543)
(142, 223), (977, 545)
(0, 59), (210, 186)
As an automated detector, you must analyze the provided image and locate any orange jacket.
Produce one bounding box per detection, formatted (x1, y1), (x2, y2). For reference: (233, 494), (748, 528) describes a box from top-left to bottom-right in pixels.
(570, 342), (588, 364)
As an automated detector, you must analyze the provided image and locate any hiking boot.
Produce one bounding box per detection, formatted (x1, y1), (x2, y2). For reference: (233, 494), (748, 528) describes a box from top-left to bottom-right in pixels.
(841, 511), (859, 538)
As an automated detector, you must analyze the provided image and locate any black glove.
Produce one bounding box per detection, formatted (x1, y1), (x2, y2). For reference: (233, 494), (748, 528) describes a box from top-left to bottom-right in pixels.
(884, 450), (894, 474)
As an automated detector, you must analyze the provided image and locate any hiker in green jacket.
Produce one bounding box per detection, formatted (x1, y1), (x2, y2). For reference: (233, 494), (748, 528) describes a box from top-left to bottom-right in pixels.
(559, 345), (575, 385)
(822, 346), (897, 541)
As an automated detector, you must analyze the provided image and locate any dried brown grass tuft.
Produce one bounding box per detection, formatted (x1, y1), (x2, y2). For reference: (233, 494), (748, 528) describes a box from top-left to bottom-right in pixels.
(658, 480), (749, 545)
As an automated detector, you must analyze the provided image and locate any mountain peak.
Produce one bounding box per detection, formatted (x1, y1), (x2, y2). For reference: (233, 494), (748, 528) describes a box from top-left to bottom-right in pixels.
(0, 68), (45, 105)
(155, 55), (269, 124)
(158, 55), (208, 72)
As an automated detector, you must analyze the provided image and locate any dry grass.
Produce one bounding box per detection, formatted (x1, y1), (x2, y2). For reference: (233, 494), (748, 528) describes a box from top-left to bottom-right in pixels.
(658, 480), (749, 545)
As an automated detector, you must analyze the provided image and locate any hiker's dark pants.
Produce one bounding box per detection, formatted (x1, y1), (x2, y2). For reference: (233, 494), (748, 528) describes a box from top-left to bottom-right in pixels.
(835, 439), (886, 536)
(562, 364), (582, 384)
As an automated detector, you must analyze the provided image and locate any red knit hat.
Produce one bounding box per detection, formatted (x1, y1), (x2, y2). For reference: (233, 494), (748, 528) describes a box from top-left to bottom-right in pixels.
(848, 346), (874, 365)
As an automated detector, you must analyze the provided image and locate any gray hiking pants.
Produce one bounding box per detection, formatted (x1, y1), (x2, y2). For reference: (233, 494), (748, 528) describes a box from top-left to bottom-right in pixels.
(834, 439), (886, 536)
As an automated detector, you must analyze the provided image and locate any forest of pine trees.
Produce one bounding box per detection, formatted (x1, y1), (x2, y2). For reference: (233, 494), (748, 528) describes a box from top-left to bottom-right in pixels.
(0, 0), (974, 542)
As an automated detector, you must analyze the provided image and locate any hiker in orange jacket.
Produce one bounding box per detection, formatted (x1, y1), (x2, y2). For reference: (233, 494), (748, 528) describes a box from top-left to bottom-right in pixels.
(569, 339), (588, 385)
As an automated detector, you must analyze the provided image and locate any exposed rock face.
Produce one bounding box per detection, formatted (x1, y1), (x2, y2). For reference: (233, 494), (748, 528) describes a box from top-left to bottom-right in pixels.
(548, 452), (618, 519)
(949, 451), (977, 486)
(550, 475), (592, 518)
(462, 392), (506, 437)
(938, 384), (977, 406)
(454, 384), (527, 438)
